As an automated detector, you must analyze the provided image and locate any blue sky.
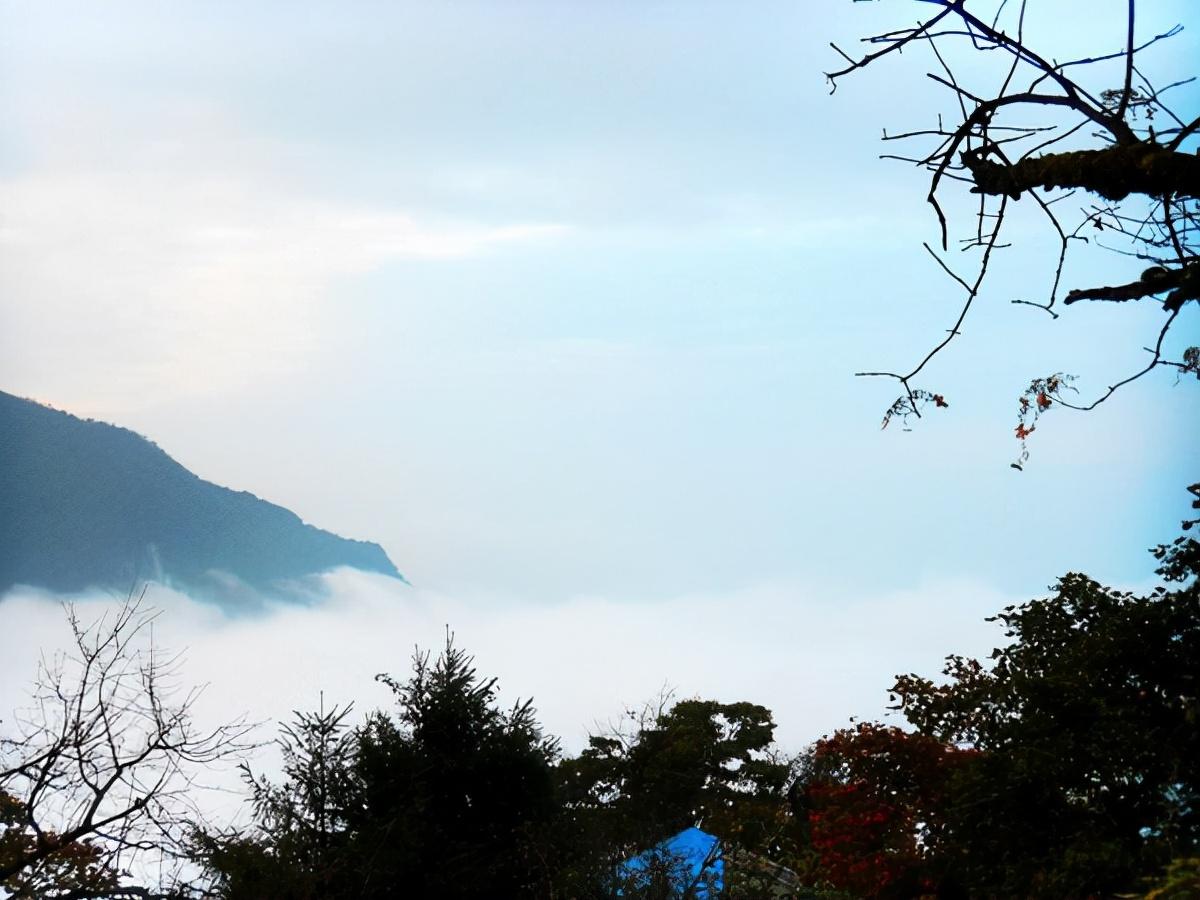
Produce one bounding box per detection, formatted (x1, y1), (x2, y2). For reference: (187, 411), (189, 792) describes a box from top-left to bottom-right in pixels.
(1, 1), (1196, 748)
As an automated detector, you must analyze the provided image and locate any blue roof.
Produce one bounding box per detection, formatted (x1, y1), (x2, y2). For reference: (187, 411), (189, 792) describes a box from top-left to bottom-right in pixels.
(618, 827), (724, 897)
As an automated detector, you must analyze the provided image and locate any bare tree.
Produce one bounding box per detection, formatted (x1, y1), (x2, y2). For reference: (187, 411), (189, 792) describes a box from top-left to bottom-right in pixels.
(829, 0), (1198, 465)
(0, 592), (255, 898)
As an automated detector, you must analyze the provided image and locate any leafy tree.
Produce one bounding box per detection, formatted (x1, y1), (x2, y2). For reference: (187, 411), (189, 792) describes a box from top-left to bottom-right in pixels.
(796, 483), (1200, 896)
(794, 724), (973, 898)
(559, 698), (794, 878)
(893, 551), (1198, 891)
(829, 1), (1198, 459)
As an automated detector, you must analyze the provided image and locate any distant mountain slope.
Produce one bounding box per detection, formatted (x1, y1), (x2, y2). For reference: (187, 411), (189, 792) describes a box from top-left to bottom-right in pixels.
(0, 390), (402, 600)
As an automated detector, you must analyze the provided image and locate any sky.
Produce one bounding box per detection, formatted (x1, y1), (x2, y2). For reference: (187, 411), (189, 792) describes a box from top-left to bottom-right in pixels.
(1, 1), (1197, 759)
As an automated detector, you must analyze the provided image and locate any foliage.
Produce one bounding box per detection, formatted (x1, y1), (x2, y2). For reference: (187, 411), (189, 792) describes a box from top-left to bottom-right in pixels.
(1143, 857), (1200, 899)
(795, 484), (1200, 897)
(795, 724), (973, 898)
(0, 788), (119, 899)
(1011, 373), (1076, 469)
(560, 698), (794, 862)
(198, 636), (561, 899)
(1152, 481), (1200, 583)
(193, 702), (358, 900)
(613, 829), (724, 900)
(351, 638), (560, 898)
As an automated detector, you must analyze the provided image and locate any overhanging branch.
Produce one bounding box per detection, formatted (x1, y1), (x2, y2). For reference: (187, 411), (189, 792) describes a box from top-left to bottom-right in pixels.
(1064, 261), (1200, 311)
(964, 144), (1200, 202)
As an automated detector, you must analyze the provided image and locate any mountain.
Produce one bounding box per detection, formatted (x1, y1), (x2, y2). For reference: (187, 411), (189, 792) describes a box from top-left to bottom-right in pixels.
(0, 390), (403, 603)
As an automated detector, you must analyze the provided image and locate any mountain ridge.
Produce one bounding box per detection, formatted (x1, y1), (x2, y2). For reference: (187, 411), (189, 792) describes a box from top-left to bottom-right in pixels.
(0, 390), (403, 604)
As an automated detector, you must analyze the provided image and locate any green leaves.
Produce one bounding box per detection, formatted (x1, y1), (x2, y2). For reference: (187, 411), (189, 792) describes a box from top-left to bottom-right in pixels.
(558, 696), (795, 881)
(798, 484), (1200, 897)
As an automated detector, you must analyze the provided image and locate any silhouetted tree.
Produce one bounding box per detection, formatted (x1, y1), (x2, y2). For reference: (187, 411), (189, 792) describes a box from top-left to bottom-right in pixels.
(198, 636), (560, 899)
(559, 697), (794, 880)
(830, 1), (1197, 463)
(795, 483), (1200, 896)
(192, 702), (357, 900)
(0, 594), (253, 898)
(350, 638), (560, 898)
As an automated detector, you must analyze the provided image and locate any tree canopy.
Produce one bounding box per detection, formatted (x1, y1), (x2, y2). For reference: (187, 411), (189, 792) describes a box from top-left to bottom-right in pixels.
(559, 697), (793, 867)
(198, 638), (561, 900)
(793, 483), (1200, 897)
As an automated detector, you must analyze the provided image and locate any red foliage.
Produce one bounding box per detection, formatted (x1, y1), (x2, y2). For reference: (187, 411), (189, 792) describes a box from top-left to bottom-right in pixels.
(1011, 373), (1077, 468)
(801, 724), (972, 897)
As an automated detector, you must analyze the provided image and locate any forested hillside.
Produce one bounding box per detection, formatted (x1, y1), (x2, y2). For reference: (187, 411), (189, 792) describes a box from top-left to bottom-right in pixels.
(0, 391), (402, 601)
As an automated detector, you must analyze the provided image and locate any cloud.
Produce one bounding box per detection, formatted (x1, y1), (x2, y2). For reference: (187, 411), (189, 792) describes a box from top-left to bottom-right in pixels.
(0, 101), (567, 416)
(0, 571), (1020, 764)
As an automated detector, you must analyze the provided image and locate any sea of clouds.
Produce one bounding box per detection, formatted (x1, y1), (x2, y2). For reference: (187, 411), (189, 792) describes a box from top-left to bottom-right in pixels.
(0, 570), (1020, 766)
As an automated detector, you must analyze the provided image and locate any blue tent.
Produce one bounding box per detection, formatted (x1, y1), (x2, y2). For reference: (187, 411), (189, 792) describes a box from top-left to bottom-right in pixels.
(617, 827), (724, 897)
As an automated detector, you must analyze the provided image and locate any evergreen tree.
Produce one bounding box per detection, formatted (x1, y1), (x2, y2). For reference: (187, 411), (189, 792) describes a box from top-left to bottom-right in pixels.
(195, 702), (357, 900)
(198, 638), (560, 899)
(348, 638), (559, 898)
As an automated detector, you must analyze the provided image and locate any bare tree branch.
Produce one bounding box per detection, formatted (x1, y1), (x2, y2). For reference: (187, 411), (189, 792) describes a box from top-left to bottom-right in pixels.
(1, 592), (257, 896)
(833, 0), (1197, 461)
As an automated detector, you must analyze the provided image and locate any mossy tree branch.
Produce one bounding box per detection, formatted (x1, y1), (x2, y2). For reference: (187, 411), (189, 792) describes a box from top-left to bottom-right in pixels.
(964, 143), (1200, 203)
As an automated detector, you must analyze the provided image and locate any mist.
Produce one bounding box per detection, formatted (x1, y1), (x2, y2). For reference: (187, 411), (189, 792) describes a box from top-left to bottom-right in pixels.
(0, 570), (1018, 769)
